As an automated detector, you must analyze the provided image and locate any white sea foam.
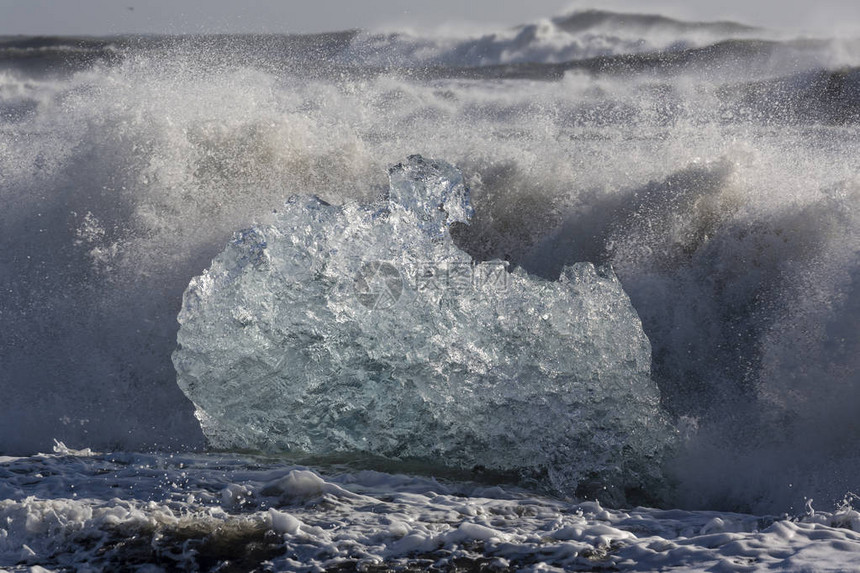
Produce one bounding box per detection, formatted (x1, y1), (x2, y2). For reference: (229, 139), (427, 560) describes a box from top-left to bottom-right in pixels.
(1, 450), (859, 571)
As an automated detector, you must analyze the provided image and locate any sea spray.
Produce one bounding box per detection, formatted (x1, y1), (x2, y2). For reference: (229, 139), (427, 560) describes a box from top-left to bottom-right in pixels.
(1, 11), (859, 513)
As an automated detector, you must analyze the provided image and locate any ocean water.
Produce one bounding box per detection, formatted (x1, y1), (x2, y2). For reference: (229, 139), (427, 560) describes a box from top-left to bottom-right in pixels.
(2, 9), (860, 571)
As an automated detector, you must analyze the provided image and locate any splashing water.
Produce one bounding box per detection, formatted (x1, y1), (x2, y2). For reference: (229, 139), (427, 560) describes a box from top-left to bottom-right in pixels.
(1, 11), (859, 517)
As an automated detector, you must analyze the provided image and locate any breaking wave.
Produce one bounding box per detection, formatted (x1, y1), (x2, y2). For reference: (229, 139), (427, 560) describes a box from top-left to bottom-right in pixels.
(1, 9), (859, 513)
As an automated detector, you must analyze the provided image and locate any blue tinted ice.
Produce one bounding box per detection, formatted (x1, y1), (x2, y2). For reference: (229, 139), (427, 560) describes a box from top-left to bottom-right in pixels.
(173, 156), (672, 500)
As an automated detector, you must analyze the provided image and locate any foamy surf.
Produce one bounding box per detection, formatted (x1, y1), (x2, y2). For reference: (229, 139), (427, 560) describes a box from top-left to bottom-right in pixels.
(2, 447), (859, 572)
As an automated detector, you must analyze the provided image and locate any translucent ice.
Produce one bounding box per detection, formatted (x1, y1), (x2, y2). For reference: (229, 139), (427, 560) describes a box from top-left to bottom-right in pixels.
(173, 156), (672, 502)
(386, 155), (474, 237)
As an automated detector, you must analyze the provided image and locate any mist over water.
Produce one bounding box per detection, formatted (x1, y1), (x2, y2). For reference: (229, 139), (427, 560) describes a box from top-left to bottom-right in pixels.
(1, 10), (859, 513)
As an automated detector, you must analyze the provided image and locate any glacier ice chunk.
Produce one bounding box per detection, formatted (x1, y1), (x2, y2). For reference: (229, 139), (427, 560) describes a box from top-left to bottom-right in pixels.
(386, 154), (474, 236)
(173, 155), (672, 502)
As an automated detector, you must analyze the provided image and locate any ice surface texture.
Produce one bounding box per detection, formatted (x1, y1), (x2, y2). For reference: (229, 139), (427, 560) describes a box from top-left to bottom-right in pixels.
(173, 156), (672, 501)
